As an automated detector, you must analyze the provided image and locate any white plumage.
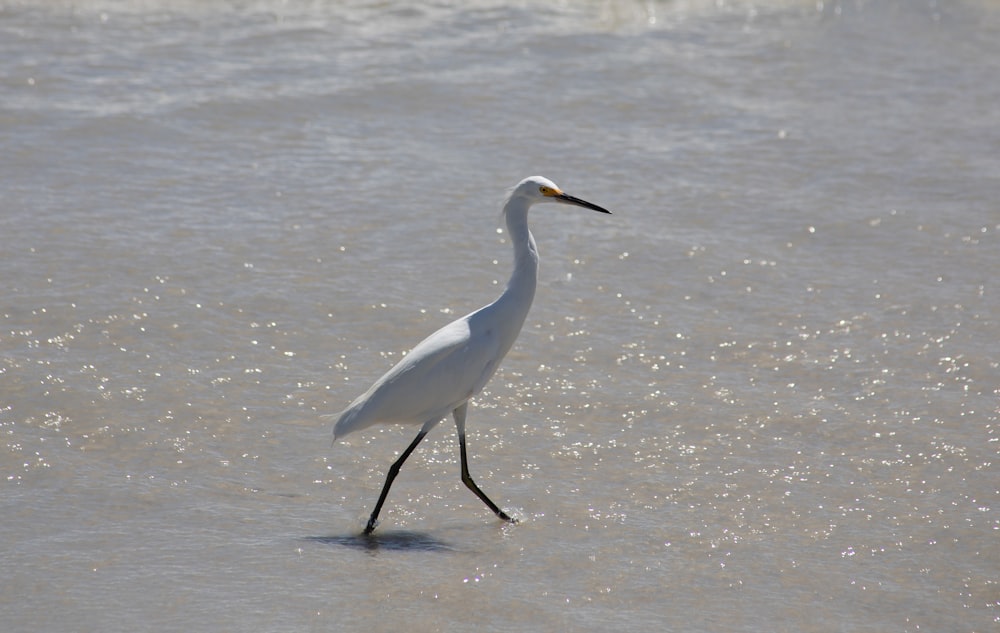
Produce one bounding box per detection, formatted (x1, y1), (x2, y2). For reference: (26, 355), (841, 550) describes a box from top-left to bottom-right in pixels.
(331, 176), (610, 534)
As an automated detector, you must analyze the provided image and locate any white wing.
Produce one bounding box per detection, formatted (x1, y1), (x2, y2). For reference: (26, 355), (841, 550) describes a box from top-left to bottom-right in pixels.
(333, 308), (502, 439)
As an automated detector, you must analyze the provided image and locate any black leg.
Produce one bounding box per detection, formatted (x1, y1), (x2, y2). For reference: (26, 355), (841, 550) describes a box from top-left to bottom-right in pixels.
(454, 403), (515, 523)
(364, 429), (428, 535)
(459, 433), (514, 522)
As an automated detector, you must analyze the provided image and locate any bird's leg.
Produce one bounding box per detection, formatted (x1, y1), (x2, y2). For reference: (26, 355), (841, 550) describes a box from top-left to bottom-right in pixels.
(460, 433), (514, 522)
(364, 429), (428, 535)
(453, 403), (515, 523)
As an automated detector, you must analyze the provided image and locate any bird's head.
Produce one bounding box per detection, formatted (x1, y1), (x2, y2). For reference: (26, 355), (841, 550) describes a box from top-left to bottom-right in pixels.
(508, 176), (612, 214)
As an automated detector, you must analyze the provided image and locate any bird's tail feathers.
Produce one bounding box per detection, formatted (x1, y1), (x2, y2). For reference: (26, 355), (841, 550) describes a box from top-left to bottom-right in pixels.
(329, 401), (366, 443)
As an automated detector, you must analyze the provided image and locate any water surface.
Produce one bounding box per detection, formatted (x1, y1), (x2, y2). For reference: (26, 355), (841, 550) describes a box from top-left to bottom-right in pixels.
(2, 1), (998, 631)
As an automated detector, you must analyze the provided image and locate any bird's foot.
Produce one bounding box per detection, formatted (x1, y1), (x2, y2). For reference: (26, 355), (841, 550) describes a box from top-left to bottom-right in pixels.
(497, 510), (517, 524)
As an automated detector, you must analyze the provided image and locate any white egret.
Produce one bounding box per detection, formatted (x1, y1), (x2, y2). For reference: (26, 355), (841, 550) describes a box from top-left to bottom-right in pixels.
(332, 176), (611, 534)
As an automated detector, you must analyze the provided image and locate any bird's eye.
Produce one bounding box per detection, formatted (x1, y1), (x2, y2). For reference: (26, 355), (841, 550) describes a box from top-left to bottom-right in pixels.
(539, 186), (550, 195)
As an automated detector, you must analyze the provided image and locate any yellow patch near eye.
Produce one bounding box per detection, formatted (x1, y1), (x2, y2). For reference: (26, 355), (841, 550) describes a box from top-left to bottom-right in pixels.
(539, 186), (562, 196)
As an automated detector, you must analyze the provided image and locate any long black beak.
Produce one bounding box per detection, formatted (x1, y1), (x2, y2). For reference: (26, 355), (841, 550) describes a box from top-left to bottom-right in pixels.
(555, 192), (612, 214)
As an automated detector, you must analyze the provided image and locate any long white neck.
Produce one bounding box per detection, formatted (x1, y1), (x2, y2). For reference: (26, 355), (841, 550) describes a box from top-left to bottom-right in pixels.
(500, 196), (538, 316)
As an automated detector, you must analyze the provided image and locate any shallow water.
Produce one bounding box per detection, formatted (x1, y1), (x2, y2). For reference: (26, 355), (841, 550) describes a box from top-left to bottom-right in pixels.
(2, 1), (998, 631)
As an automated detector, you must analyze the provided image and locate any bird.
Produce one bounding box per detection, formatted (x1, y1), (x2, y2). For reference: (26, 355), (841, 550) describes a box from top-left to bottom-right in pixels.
(332, 176), (611, 534)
